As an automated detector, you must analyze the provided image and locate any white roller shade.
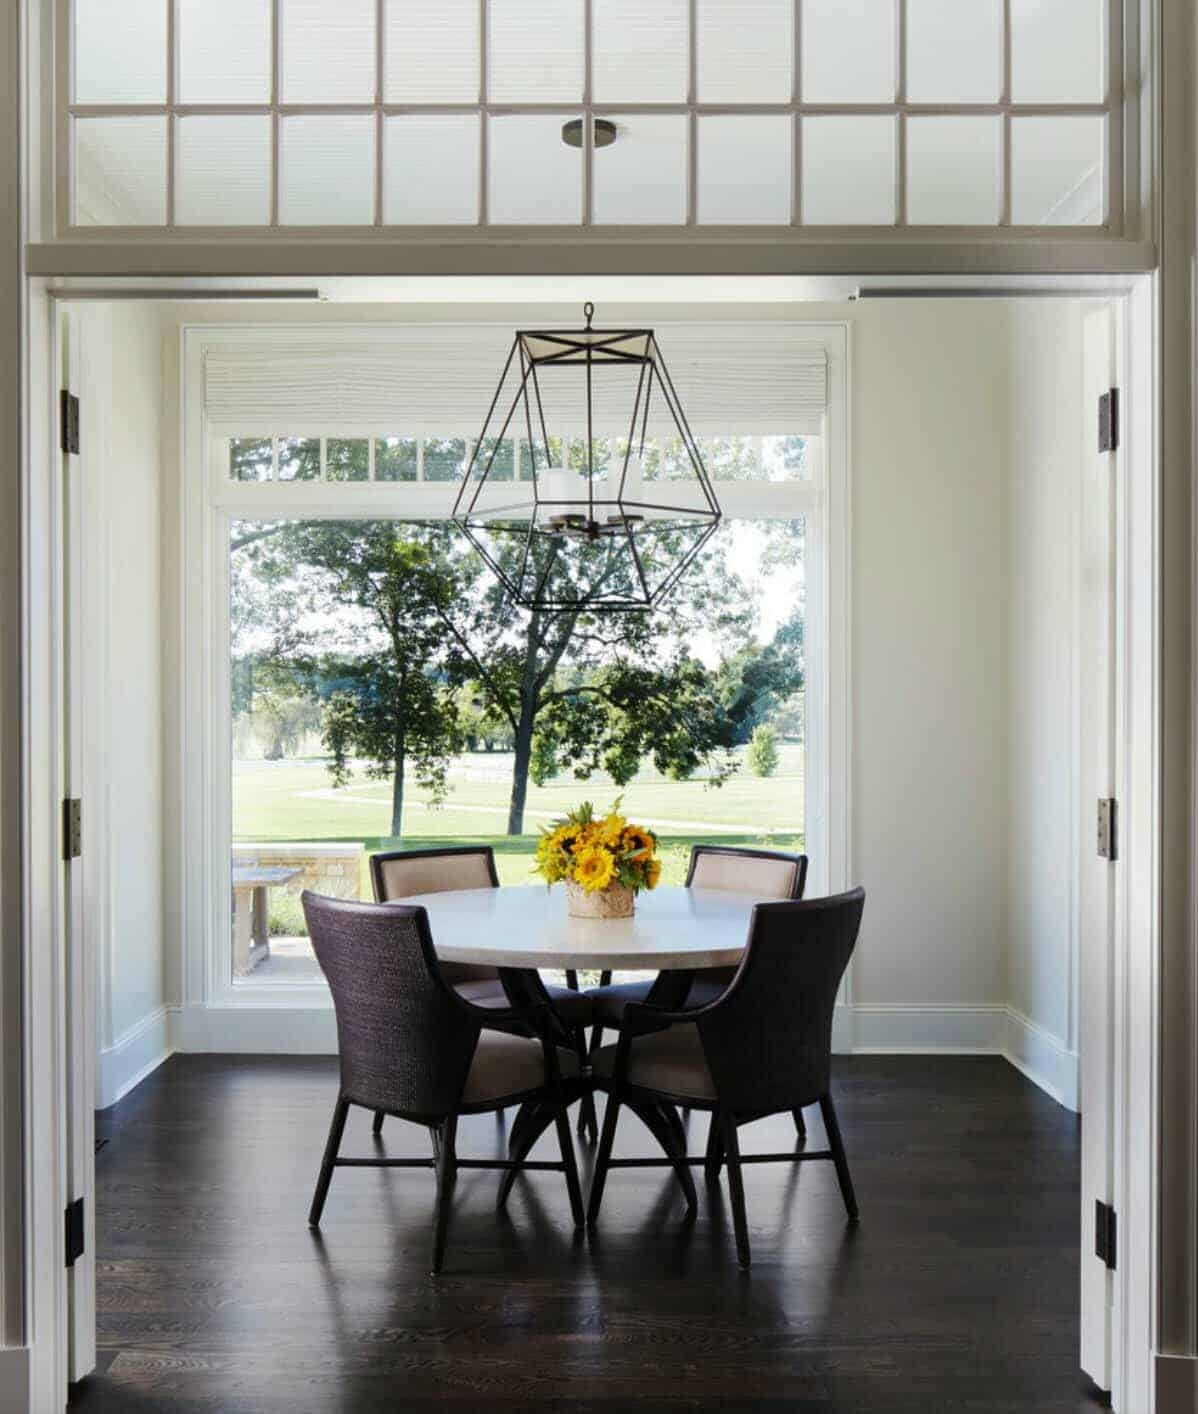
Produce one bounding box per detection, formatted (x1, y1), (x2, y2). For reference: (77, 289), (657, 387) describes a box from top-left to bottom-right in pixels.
(203, 323), (828, 435)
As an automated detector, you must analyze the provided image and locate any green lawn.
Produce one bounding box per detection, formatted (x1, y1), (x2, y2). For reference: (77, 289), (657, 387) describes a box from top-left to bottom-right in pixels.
(234, 744), (805, 891)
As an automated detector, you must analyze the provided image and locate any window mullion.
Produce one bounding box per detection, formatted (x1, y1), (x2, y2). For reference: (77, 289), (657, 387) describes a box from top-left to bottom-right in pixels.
(687, 0), (697, 226)
(166, 0), (177, 226)
(374, 0), (384, 225)
(478, 0), (489, 226)
(1000, 0), (1013, 226)
(270, 0), (281, 226)
(792, 0), (802, 225)
(582, 0), (593, 226)
(895, 0), (906, 227)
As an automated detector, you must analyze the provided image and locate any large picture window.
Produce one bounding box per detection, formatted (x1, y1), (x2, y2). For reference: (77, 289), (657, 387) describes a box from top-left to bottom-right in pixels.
(228, 509), (807, 982)
(180, 321), (848, 1010)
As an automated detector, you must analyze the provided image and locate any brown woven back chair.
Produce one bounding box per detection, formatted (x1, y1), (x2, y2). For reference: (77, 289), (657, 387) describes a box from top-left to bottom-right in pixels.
(369, 845), (598, 1141)
(585, 845), (809, 1131)
(302, 891), (584, 1272)
(588, 888), (865, 1269)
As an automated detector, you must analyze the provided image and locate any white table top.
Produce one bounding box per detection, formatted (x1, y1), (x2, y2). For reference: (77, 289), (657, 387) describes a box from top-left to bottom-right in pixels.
(400, 884), (766, 971)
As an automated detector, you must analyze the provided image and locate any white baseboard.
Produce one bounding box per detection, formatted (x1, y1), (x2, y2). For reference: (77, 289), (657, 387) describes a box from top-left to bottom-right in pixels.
(165, 999), (1077, 1111)
(846, 1003), (1008, 1054)
(1003, 1006), (1080, 1111)
(0, 1346), (30, 1414)
(97, 1005), (176, 1109)
(175, 1002), (337, 1054)
(837, 1002), (1078, 1112)
(1157, 1354), (1198, 1414)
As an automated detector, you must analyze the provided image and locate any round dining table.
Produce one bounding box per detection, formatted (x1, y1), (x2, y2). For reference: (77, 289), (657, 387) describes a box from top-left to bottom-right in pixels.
(396, 883), (776, 1192)
(402, 882), (762, 975)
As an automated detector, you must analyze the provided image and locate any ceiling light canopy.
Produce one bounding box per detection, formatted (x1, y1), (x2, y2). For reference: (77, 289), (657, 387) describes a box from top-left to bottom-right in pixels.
(452, 303), (722, 612)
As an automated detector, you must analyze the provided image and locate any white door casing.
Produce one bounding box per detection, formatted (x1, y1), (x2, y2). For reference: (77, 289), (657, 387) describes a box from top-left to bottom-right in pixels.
(1078, 302), (1119, 1393)
(59, 311), (96, 1383)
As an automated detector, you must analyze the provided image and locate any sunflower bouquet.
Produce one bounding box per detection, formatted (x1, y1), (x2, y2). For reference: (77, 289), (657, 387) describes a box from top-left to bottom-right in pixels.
(533, 799), (661, 919)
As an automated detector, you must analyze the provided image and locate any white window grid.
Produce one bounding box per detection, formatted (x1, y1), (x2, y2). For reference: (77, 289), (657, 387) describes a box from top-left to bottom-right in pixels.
(224, 433), (818, 483)
(61, 0), (1125, 234)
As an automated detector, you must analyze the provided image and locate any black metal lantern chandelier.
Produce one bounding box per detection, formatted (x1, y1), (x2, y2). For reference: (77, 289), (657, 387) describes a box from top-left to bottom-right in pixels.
(452, 303), (722, 612)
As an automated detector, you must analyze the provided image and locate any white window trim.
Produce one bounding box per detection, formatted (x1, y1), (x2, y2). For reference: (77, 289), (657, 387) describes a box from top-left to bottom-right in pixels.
(178, 321), (850, 1036)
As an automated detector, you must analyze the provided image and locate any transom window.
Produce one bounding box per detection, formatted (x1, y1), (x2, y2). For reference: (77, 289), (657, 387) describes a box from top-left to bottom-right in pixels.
(68, 0), (1116, 232)
(225, 434), (818, 484)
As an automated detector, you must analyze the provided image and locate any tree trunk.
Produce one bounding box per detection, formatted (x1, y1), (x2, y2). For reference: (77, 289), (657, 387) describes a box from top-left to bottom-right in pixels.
(391, 745), (406, 839)
(507, 709), (534, 835)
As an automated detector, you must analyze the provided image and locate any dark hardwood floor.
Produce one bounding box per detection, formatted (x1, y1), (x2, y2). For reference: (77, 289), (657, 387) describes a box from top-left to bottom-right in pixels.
(72, 1055), (1105, 1413)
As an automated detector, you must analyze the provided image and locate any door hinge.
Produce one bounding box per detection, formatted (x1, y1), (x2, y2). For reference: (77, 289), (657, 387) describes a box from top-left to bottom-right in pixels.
(1096, 797), (1117, 861)
(1098, 388), (1119, 453)
(62, 797), (82, 861)
(65, 1197), (85, 1268)
(60, 390), (80, 455)
(1095, 1200), (1117, 1271)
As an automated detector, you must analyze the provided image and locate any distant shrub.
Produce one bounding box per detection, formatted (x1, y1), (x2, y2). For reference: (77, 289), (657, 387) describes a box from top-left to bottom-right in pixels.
(268, 890), (307, 938)
(746, 723), (780, 778)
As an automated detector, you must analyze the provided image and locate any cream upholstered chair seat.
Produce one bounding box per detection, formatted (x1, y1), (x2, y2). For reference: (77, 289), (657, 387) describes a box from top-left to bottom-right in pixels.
(463, 1030), (581, 1104)
(591, 1026), (716, 1103)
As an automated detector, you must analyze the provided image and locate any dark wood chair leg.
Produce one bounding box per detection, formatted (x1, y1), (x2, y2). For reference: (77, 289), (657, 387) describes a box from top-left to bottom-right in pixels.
(430, 1114), (458, 1274)
(507, 1099), (536, 1157)
(573, 1031), (598, 1143)
(309, 1096), (350, 1228)
(721, 1111), (751, 1269)
(565, 969), (579, 990)
(588, 1022), (605, 1060)
(793, 1107), (807, 1140)
(704, 1109), (724, 1183)
(553, 1102), (586, 1228)
(598, 970), (612, 986)
(624, 1096), (697, 1217)
(586, 1091), (622, 1227)
(372, 1110), (385, 1136)
(818, 1094), (858, 1222)
(498, 1101), (557, 1209)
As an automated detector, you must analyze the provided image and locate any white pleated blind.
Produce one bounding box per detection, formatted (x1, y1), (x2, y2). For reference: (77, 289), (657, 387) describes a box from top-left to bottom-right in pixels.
(203, 324), (828, 435)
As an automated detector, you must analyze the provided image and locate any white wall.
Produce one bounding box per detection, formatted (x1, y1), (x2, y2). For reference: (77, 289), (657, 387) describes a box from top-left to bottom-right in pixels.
(103, 296), (1081, 1107)
(847, 302), (1010, 1039)
(80, 303), (171, 1108)
(1003, 301), (1084, 1107)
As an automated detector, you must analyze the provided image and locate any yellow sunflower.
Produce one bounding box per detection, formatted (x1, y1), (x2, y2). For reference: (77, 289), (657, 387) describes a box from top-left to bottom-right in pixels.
(574, 845), (616, 893)
(646, 857), (662, 890)
(597, 812), (628, 847)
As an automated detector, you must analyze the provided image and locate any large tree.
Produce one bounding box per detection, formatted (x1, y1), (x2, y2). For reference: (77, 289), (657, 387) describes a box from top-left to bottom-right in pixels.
(435, 525), (757, 833)
(245, 520), (466, 839)
(229, 432), (812, 836)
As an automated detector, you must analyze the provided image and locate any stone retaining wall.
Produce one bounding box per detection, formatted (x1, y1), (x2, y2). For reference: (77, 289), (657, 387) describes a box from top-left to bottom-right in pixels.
(233, 843), (366, 901)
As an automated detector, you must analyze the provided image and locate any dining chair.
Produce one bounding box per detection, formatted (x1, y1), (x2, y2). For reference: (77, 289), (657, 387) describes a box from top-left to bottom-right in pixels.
(302, 891), (585, 1273)
(370, 845), (598, 1140)
(584, 845), (809, 1133)
(587, 888), (865, 1269)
